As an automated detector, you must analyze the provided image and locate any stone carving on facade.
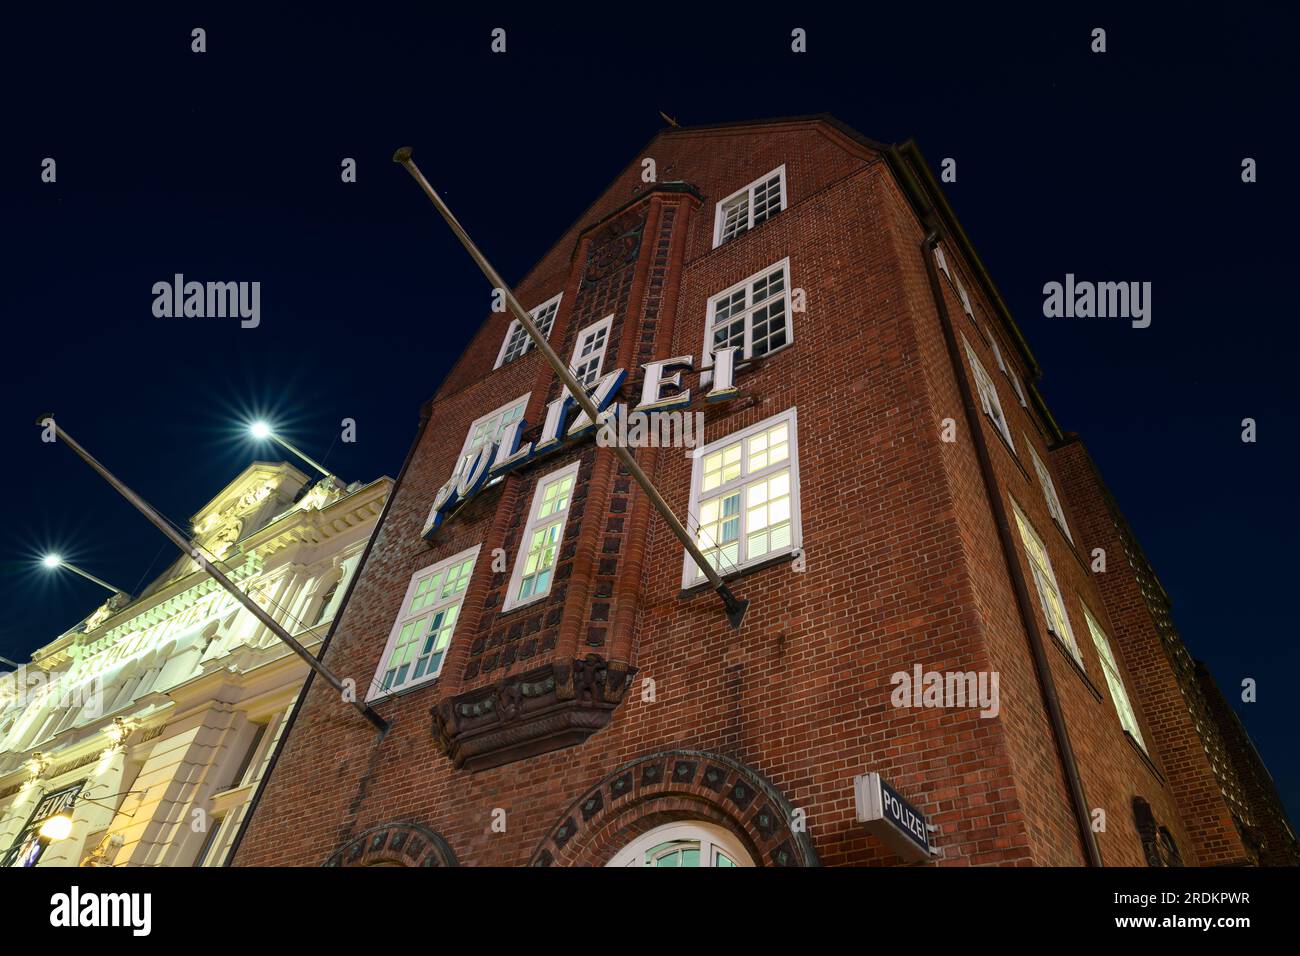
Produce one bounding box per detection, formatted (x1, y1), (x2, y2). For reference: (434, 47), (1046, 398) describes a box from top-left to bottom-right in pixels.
(429, 656), (637, 772)
(79, 832), (124, 867)
(1133, 796), (1185, 867)
(25, 751), (49, 780)
(103, 716), (136, 751)
(530, 750), (821, 867)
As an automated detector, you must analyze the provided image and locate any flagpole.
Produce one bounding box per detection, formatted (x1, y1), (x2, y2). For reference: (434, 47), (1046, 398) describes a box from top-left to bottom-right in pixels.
(36, 415), (389, 733)
(392, 147), (749, 630)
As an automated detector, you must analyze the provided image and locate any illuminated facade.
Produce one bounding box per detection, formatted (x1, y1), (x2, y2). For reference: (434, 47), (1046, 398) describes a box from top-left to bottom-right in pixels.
(233, 116), (1293, 867)
(0, 462), (390, 866)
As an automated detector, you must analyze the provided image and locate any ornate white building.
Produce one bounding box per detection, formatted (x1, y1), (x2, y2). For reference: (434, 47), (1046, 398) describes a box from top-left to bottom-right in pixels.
(0, 461), (390, 866)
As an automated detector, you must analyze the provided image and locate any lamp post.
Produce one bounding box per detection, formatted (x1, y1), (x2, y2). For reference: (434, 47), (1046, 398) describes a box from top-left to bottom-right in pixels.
(248, 421), (334, 479)
(40, 554), (125, 595)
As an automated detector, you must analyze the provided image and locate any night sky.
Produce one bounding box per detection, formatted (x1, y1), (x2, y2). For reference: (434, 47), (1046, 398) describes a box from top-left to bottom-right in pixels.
(3, 9), (1295, 824)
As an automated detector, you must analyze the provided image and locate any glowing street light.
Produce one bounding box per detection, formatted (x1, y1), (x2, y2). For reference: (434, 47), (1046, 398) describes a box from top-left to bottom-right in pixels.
(40, 554), (124, 595)
(247, 420), (333, 479)
(38, 814), (74, 842)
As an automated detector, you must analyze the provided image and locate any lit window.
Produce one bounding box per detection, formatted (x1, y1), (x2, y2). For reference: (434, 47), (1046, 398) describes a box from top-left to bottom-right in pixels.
(451, 394), (529, 484)
(705, 259), (792, 368)
(1083, 604), (1146, 749)
(606, 822), (752, 867)
(1027, 442), (1074, 545)
(1012, 502), (1079, 660)
(962, 335), (1015, 452)
(495, 293), (562, 368)
(714, 166), (786, 246)
(685, 408), (801, 585)
(368, 545), (480, 700)
(503, 462), (578, 612)
(569, 315), (613, 388)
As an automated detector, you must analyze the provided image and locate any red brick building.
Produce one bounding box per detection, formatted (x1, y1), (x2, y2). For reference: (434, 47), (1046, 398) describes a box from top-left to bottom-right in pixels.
(231, 116), (1292, 868)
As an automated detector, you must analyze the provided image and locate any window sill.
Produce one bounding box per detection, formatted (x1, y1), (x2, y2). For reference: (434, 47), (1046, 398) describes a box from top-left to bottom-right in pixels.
(678, 549), (799, 599)
(366, 673), (442, 708)
(704, 210), (784, 259)
(1048, 630), (1103, 702)
(1125, 731), (1166, 785)
(1052, 517), (1093, 577)
(499, 590), (550, 618)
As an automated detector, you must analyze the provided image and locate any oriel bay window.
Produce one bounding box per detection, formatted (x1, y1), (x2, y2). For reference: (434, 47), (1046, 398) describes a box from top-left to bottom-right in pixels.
(503, 461), (579, 613)
(368, 545), (480, 700)
(684, 408), (801, 587)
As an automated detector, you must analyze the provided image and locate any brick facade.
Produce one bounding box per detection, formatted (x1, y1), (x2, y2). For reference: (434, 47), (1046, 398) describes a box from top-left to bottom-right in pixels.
(231, 116), (1292, 867)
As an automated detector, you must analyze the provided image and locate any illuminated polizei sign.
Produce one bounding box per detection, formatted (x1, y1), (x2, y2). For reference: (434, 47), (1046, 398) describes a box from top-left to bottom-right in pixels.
(423, 346), (744, 537)
(853, 772), (938, 862)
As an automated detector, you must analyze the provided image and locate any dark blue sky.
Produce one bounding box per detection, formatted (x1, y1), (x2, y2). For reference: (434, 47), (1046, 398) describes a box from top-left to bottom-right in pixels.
(3, 8), (1295, 825)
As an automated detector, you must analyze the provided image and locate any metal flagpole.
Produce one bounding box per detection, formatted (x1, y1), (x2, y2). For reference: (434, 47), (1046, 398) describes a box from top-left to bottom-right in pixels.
(36, 415), (388, 733)
(392, 147), (749, 630)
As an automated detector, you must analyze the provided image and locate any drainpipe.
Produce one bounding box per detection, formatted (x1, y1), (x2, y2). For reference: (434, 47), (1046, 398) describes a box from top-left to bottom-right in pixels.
(920, 227), (1103, 867)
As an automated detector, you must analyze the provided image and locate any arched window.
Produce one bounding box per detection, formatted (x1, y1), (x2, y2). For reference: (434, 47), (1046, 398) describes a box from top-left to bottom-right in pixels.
(606, 822), (753, 868)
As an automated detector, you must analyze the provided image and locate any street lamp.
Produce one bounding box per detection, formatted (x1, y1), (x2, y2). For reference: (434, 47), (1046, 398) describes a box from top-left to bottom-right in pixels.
(247, 421), (333, 479)
(38, 814), (73, 842)
(40, 554), (125, 595)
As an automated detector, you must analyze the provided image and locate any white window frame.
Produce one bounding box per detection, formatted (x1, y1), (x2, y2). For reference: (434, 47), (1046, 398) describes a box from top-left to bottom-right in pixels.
(712, 165), (787, 247)
(502, 461), (580, 614)
(1011, 501), (1080, 661)
(962, 334), (1015, 452)
(494, 292), (563, 369)
(606, 821), (753, 867)
(1027, 440), (1074, 545)
(569, 314), (614, 389)
(956, 280), (975, 320)
(1010, 369), (1029, 408)
(1082, 603), (1146, 750)
(368, 545), (480, 702)
(933, 245), (952, 282)
(683, 407), (802, 588)
(702, 258), (793, 372)
(449, 393), (530, 486)
(989, 333), (1007, 374)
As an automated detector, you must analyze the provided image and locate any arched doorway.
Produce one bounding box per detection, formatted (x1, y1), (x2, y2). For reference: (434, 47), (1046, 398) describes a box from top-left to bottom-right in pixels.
(606, 821), (753, 867)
